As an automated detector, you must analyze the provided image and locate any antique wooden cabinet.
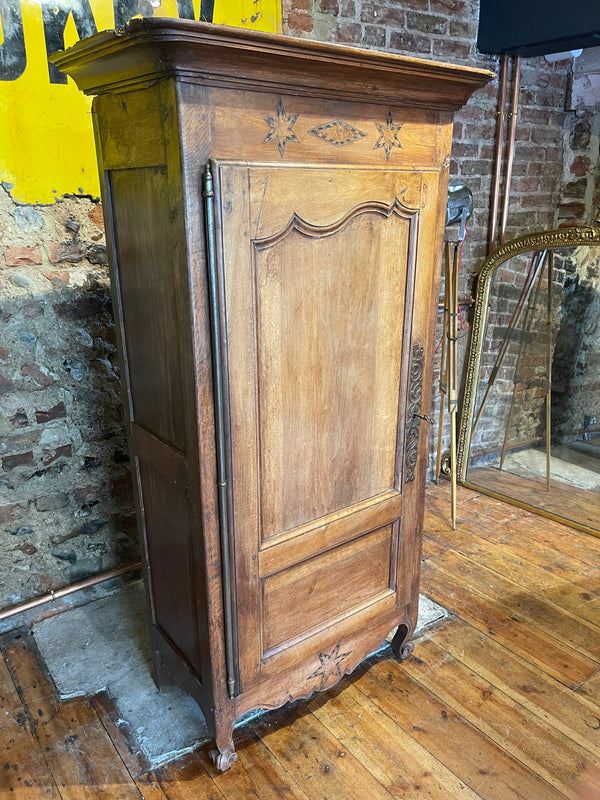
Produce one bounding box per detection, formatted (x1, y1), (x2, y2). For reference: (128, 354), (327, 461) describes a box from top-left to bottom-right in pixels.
(52, 21), (490, 769)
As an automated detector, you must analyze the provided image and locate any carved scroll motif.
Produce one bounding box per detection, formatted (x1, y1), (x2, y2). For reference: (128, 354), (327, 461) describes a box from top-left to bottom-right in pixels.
(405, 343), (425, 483)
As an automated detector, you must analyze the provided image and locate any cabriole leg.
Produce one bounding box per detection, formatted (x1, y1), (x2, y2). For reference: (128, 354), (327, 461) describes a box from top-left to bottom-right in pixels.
(390, 623), (415, 661)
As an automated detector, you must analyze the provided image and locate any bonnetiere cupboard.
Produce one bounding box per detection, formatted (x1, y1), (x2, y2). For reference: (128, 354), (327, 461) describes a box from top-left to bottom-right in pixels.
(51, 21), (491, 769)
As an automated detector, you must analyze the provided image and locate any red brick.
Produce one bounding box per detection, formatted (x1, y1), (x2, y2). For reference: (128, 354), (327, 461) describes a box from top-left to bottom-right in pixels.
(2, 451), (34, 471)
(406, 10), (448, 34)
(0, 347), (9, 362)
(562, 179), (587, 200)
(319, 0), (339, 12)
(36, 575), (63, 594)
(286, 9), (313, 31)
(53, 296), (107, 320)
(44, 270), (70, 288)
(42, 444), (72, 465)
(334, 21), (363, 42)
(432, 39), (471, 60)
(363, 24), (386, 47)
(429, 0), (466, 11)
(449, 19), (476, 38)
(360, 3), (404, 25)
(388, 30), (431, 54)
(74, 485), (102, 504)
(0, 502), (29, 524)
(21, 363), (55, 387)
(558, 202), (586, 220)
(570, 155), (591, 177)
(570, 121), (591, 150)
(48, 241), (83, 264)
(88, 205), (104, 230)
(22, 302), (44, 319)
(3, 245), (42, 267)
(1, 429), (42, 455)
(543, 146), (561, 163)
(35, 402), (67, 424)
(519, 108), (550, 126)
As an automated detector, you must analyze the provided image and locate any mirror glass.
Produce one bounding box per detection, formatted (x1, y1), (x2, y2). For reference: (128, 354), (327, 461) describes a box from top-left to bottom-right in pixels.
(457, 226), (600, 536)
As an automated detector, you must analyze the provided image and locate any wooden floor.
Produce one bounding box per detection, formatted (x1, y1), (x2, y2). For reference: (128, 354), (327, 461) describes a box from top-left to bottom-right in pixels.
(2, 481), (600, 799)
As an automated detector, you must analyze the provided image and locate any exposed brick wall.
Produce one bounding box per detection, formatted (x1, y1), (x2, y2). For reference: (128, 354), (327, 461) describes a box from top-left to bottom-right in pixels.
(1, 3), (598, 611)
(0, 187), (137, 609)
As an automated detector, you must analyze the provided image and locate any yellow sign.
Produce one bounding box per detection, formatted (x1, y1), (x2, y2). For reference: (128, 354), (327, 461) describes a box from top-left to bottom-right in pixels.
(0, 0), (282, 204)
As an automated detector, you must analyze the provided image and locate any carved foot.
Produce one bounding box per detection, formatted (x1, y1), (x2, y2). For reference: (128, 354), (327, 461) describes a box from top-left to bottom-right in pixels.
(390, 623), (415, 661)
(210, 743), (238, 772)
(397, 639), (415, 660)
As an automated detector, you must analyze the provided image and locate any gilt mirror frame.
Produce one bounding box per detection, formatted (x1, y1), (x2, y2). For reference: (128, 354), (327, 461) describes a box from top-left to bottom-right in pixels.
(456, 216), (600, 532)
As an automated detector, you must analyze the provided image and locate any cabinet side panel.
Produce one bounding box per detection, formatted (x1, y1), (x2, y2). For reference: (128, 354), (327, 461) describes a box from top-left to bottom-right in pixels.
(138, 459), (202, 671)
(108, 166), (187, 452)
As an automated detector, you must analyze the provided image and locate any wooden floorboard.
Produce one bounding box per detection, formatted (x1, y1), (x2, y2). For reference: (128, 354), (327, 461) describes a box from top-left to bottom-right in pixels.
(1, 481), (600, 799)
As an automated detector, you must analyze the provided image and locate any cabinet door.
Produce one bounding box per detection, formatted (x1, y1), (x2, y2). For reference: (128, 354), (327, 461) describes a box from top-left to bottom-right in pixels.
(211, 162), (436, 692)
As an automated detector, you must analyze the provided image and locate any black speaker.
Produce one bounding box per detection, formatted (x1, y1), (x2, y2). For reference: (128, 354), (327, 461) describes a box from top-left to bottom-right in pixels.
(478, 0), (600, 57)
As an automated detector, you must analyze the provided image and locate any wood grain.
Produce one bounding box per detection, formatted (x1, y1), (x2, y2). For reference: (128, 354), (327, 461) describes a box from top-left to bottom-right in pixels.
(420, 559), (599, 687)
(400, 635), (596, 798)
(1, 631), (142, 800)
(1, 482), (600, 798)
(356, 659), (571, 800)
(308, 679), (484, 799)
(52, 20), (487, 760)
(426, 618), (600, 760)
(252, 704), (398, 800)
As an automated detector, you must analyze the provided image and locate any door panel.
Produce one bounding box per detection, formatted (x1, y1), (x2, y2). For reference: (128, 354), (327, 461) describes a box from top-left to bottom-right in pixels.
(214, 163), (426, 691)
(255, 204), (406, 538)
(261, 524), (394, 656)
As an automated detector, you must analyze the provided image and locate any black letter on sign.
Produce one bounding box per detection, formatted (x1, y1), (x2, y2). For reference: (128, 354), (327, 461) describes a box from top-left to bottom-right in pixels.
(199, 0), (214, 22)
(176, 0), (195, 20)
(113, 0), (196, 25)
(42, 0), (98, 84)
(0, 0), (27, 81)
(113, 0), (143, 27)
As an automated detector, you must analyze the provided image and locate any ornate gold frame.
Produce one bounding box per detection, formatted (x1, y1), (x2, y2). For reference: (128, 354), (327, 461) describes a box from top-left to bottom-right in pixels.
(456, 218), (600, 533)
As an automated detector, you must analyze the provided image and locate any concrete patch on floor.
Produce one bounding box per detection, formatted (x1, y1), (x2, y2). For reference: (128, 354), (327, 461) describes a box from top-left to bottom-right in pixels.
(32, 580), (209, 766)
(415, 594), (448, 634)
(33, 582), (446, 766)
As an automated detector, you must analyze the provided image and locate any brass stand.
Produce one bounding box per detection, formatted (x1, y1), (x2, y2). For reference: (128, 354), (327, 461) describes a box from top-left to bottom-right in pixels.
(436, 216), (467, 530)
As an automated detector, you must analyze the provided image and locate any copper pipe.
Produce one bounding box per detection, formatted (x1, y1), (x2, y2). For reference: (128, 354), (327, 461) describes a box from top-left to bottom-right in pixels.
(0, 561), (142, 622)
(488, 55), (509, 254)
(546, 251), (554, 492)
(499, 56), (522, 245)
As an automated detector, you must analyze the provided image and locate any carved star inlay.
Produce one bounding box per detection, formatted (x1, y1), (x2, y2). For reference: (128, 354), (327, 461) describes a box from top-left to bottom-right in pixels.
(263, 99), (299, 157)
(307, 642), (352, 690)
(374, 110), (404, 161)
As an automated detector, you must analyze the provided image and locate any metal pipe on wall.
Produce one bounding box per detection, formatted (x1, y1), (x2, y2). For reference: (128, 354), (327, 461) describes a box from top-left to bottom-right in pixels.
(499, 56), (522, 244)
(0, 561), (142, 622)
(488, 55), (509, 254)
